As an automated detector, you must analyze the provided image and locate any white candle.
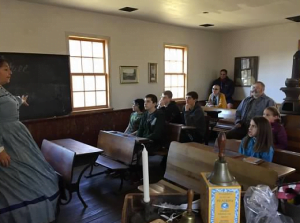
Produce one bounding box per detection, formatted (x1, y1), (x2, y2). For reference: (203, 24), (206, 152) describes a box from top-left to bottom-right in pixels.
(142, 144), (150, 203)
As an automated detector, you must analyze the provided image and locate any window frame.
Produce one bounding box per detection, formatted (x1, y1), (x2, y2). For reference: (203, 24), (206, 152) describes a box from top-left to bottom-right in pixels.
(68, 36), (109, 111)
(164, 45), (187, 100)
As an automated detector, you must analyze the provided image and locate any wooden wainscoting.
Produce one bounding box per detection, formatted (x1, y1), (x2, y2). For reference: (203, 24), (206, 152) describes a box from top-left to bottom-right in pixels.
(23, 108), (132, 147)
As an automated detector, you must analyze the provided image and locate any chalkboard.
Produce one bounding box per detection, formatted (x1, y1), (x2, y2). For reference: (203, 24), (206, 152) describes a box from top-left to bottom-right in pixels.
(1, 52), (72, 121)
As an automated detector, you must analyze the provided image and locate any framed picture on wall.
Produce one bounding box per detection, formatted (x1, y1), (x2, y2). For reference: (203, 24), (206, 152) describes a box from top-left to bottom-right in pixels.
(120, 66), (139, 84)
(234, 56), (259, 86)
(148, 63), (158, 83)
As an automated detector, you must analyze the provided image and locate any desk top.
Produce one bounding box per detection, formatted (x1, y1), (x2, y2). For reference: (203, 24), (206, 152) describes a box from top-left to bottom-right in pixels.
(51, 138), (103, 155)
(104, 131), (151, 143)
(181, 125), (196, 130)
(186, 142), (295, 179)
(235, 156), (295, 179)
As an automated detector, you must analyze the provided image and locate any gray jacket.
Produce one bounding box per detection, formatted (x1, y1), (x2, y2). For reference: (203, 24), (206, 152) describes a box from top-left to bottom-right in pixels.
(182, 103), (206, 139)
(236, 94), (275, 125)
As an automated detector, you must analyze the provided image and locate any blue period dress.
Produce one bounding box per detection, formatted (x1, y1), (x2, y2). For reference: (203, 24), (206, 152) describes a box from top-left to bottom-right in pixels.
(0, 87), (59, 223)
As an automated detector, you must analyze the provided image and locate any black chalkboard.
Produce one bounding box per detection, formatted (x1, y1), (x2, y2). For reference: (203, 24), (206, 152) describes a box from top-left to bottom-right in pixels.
(1, 52), (71, 121)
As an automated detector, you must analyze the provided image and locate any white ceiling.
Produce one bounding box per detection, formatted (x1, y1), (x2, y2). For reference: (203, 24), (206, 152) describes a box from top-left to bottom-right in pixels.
(19, 0), (300, 31)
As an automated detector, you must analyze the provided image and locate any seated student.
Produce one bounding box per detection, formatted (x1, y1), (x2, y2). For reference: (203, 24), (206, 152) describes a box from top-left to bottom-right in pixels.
(238, 116), (274, 162)
(263, 106), (288, 150)
(157, 90), (181, 124)
(124, 99), (145, 135)
(181, 91), (206, 143)
(206, 84), (227, 109)
(137, 94), (165, 149)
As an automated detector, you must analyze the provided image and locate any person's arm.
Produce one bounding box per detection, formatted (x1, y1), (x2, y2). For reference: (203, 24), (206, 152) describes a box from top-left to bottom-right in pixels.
(238, 139), (244, 155)
(261, 147), (274, 162)
(124, 113), (133, 134)
(133, 115), (143, 134)
(184, 106), (204, 127)
(276, 125), (288, 150)
(267, 98), (276, 107)
(225, 80), (235, 99)
(235, 100), (244, 125)
(131, 131), (137, 136)
(124, 125), (130, 134)
(168, 104), (181, 123)
(137, 115), (145, 137)
(217, 94), (227, 108)
(206, 94), (213, 107)
(146, 112), (165, 140)
(16, 95), (29, 107)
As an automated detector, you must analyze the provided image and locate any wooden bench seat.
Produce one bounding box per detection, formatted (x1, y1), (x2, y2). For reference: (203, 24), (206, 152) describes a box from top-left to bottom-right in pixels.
(273, 149), (300, 182)
(95, 155), (128, 170)
(139, 141), (278, 194)
(86, 130), (136, 190)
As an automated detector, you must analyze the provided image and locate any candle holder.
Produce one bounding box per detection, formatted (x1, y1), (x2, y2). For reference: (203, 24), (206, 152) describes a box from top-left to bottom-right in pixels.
(130, 200), (160, 223)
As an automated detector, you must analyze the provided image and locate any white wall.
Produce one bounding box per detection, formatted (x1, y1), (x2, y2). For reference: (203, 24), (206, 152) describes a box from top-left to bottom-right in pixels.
(0, 0), (221, 109)
(220, 23), (300, 103)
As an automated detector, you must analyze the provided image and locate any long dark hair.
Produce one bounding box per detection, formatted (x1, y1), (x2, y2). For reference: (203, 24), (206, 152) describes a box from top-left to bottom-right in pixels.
(243, 116), (273, 153)
(134, 98), (145, 112)
(0, 57), (8, 67)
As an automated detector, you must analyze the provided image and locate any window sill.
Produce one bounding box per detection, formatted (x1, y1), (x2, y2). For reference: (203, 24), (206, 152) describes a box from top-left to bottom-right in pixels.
(71, 107), (114, 116)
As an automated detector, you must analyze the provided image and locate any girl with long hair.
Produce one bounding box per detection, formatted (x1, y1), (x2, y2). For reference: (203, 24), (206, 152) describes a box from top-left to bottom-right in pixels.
(239, 116), (274, 162)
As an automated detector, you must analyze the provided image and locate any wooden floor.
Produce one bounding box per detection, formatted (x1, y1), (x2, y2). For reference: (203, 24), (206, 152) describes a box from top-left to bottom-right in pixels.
(57, 156), (165, 223)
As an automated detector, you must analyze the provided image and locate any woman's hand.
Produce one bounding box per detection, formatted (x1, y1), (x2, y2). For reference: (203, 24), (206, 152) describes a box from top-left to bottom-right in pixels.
(21, 95), (29, 106)
(0, 150), (11, 167)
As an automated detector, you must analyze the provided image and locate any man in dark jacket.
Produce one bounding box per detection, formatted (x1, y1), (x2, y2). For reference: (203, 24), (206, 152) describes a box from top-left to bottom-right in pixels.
(212, 69), (235, 109)
(137, 94), (165, 148)
(157, 90), (181, 124)
(181, 91), (206, 143)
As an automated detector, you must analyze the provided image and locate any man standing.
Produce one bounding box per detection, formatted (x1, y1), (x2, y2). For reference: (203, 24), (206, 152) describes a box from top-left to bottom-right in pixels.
(137, 94), (165, 147)
(226, 81), (276, 139)
(212, 69), (235, 109)
(157, 90), (181, 124)
(181, 91), (206, 143)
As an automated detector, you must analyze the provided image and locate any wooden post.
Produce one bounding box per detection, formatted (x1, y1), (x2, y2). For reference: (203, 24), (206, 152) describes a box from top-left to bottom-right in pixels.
(298, 39), (300, 50)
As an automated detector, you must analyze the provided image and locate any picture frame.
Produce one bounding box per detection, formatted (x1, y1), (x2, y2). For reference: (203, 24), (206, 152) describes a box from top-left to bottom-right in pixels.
(148, 63), (158, 83)
(120, 66), (139, 84)
(234, 56), (259, 87)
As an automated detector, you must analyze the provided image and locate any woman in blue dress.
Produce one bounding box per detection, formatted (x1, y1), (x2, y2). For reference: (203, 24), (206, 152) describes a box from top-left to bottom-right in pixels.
(238, 116), (274, 162)
(0, 58), (59, 223)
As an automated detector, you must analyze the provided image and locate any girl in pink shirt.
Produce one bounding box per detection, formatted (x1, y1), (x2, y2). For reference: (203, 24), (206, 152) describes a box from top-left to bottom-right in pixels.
(263, 107), (288, 150)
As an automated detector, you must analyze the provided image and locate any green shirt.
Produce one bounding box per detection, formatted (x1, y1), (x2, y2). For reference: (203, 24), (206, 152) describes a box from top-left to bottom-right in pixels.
(125, 112), (144, 134)
(137, 110), (165, 143)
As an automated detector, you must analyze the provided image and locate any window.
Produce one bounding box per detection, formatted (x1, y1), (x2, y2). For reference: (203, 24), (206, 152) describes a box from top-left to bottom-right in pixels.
(164, 46), (187, 99)
(68, 36), (108, 111)
(234, 56), (259, 87)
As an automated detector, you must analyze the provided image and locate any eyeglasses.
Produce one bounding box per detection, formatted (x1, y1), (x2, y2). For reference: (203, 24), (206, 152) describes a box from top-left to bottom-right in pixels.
(212, 88), (219, 90)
